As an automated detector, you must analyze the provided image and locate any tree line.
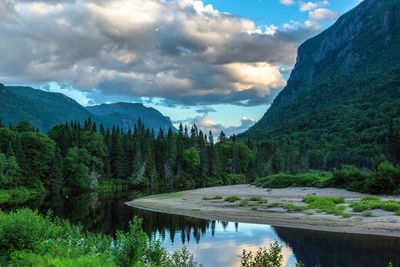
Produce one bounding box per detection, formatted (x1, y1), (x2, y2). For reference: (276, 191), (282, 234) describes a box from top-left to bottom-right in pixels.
(0, 118), (254, 192)
(0, 117), (399, 193)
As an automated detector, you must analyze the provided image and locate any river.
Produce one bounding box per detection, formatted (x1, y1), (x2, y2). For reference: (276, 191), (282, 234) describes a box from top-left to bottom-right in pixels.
(2, 190), (400, 267)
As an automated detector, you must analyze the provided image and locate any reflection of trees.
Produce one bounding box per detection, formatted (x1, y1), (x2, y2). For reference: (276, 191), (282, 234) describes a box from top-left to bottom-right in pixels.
(15, 190), (213, 243)
(273, 226), (400, 267)
(131, 208), (210, 244)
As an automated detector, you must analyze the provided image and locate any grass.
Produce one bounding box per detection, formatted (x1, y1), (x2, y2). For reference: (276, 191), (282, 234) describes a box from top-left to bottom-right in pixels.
(239, 200), (249, 206)
(363, 211), (373, 217)
(145, 192), (186, 199)
(248, 196), (263, 202)
(267, 202), (280, 208)
(282, 203), (308, 212)
(224, 195), (241, 203)
(303, 195), (350, 218)
(203, 195), (223, 200)
(350, 197), (400, 215)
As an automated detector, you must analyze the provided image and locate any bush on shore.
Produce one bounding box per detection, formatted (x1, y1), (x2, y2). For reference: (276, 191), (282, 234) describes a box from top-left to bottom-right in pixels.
(0, 209), (199, 267)
(255, 161), (400, 195)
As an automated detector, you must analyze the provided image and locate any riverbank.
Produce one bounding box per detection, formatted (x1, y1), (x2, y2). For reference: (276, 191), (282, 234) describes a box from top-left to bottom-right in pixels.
(127, 185), (400, 237)
(0, 187), (45, 205)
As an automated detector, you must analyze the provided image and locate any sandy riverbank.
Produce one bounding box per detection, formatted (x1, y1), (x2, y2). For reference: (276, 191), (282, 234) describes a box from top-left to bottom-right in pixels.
(126, 185), (400, 237)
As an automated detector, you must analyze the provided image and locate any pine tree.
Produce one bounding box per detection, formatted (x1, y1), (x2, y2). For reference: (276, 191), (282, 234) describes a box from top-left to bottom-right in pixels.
(208, 131), (217, 177)
(218, 131), (227, 143)
(387, 120), (400, 164)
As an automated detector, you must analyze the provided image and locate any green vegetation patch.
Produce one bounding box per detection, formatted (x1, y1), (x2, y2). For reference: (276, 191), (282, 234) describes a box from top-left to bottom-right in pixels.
(144, 192), (186, 199)
(255, 172), (332, 189)
(303, 195), (349, 217)
(0, 187), (44, 205)
(0, 209), (199, 267)
(350, 197), (400, 215)
(224, 195), (242, 203)
(203, 195), (223, 200)
(282, 203), (308, 212)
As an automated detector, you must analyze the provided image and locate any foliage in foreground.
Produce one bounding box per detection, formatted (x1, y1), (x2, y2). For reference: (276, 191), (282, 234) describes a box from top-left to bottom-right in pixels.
(240, 241), (304, 267)
(0, 209), (199, 267)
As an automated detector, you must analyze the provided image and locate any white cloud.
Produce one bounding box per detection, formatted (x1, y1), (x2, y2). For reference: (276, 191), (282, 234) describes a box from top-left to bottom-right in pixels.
(0, 0), (322, 106)
(299, 0), (329, 12)
(280, 0), (295, 6)
(309, 8), (338, 21)
(184, 115), (256, 137)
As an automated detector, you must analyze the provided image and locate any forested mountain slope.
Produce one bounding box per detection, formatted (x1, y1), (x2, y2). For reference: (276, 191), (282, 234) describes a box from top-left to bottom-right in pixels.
(241, 0), (400, 170)
(87, 102), (175, 133)
(0, 83), (175, 133)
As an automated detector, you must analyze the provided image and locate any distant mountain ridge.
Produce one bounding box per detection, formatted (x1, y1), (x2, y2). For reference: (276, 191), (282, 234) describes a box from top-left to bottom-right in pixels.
(87, 102), (175, 133)
(241, 0), (400, 167)
(0, 83), (175, 133)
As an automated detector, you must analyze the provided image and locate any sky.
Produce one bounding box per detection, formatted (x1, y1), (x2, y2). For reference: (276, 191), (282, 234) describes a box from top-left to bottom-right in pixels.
(0, 0), (361, 136)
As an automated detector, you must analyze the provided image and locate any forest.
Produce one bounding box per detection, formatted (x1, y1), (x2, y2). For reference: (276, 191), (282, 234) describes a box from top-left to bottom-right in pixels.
(0, 117), (399, 196)
(0, 118), (254, 193)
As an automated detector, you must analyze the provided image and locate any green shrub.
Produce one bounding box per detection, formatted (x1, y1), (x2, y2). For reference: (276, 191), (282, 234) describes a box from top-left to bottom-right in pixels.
(240, 241), (306, 267)
(203, 195), (223, 200)
(365, 162), (400, 194)
(362, 211), (373, 217)
(225, 196), (241, 203)
(0, 209), (199, 267)
(240, 200), (249, 206)
(223, 174), (247, 185)
(303, 196), (348, 217)
(351, 202), (370, 212)
(303, 195), (344, 205)
(380, 201), (400, 212)
(330, 166), (369, 191)
(256, 172), (332, 189)
(282, 203), (307, 212)
(350, 197), (400, 214)
(248, 196), (263, 202)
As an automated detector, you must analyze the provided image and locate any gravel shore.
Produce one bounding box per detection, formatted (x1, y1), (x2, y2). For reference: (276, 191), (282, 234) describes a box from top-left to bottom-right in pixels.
(126, 185), (400, 237)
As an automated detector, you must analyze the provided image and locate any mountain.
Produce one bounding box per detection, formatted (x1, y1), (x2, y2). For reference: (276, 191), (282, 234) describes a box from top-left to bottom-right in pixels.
(0, 83), (175, 133)
(241, 0), (400, 168)
(87, 102), (175, 133)
(0, 84), (96, 131)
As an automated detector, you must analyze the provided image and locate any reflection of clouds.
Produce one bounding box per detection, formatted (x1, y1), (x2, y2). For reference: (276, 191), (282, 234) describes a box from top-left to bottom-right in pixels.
(160, 221), (297, 267)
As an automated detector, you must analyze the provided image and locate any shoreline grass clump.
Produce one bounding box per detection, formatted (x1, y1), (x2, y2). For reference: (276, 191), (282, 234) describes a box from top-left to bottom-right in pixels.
(203, 195), (223, 201)
(303, 195), (350, 218)
(225, 196), (241, 203)
(350, 197), (400, 216)
(282, 203), (308, 212)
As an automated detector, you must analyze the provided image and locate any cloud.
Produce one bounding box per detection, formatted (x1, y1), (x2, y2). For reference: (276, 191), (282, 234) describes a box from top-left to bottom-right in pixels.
(299, 0), (329, 12)
(280, 0), (295, 6)
(196, 107), (217, 114)
(0, 0), (322, 106)
(181, 115), (256, 137)
(309, 8), (338, 21)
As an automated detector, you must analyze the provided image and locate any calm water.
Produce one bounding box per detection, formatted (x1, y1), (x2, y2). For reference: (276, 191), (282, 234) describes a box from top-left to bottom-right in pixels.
(2, 190), (400, 267)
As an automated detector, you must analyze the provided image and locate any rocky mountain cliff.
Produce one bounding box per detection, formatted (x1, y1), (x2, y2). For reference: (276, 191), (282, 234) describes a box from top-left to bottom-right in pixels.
(241, 0), (400, 168)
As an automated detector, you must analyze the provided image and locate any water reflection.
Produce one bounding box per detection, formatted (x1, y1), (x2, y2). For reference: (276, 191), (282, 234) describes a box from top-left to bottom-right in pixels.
(1, 191), (400, 267)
